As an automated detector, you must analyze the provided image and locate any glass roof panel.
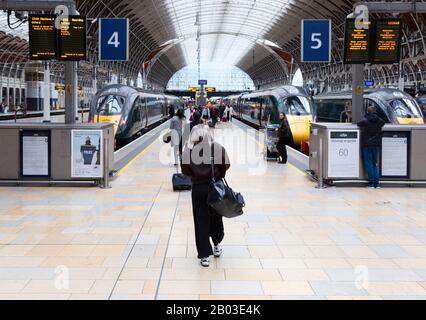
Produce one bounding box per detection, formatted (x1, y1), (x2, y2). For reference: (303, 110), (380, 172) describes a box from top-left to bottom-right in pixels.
(166, 62), (255, 91)
(162, 0), (292, 66)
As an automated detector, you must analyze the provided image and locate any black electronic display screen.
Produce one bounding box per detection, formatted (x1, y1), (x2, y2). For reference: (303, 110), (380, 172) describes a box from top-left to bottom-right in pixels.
(28, 14), (57, 60)
(58, 15), (87, 61)
(373, 19), (402, 64)
(343, 18), (373, 64)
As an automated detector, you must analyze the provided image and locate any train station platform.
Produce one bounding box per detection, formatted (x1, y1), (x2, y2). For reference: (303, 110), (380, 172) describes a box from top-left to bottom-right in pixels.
(1, 122), (426, 300)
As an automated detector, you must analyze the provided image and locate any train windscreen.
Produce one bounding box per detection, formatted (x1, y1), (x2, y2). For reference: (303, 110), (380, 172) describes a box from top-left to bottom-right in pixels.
(281, 96), (311, 115)
(96, 95), (125, 115)
(390, 99), (423, 119)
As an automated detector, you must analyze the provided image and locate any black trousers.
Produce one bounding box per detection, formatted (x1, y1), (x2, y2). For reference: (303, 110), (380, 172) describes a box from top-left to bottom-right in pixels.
(277, 138), (287, 162)
(191, 182), (224, 258)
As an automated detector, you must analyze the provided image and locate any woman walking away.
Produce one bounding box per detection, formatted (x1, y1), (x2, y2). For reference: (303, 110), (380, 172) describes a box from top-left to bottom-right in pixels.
(276, 112), (290, 164)
(169, 108), (185, 166)
(181, 125), (230, 267)
(201, 105), (210, 125)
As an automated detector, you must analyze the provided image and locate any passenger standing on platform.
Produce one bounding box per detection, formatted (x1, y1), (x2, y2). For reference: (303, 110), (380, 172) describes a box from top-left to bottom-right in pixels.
(170, 108), (185, 166)
(184, 104), (192, 124)
(422, 105), (426, 122)
(181, 125), (230, 267)
(225, 105), (234, 122)
(357, 105), (385, 189)
(276, 112), (290, 164)
(341, 102), (352, 123)
(168, 104), (175, 119)
(211, 106), (219, 127)
(190, 111), (202, 132)
(201, 105), (210, 125)
(219, 103), (225, 120)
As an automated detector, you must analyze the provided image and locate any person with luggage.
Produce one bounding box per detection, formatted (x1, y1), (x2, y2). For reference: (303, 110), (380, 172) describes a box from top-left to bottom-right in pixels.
(169, 108), (185, 166)
(181, 125), (230, 267)
(276, 112), (290, 164)
(201, 105), (210, 125)
(357, 105), (385, 189)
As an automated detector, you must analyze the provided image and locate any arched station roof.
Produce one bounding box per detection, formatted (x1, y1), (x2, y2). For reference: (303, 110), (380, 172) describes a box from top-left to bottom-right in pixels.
(1, 1), (426, 90)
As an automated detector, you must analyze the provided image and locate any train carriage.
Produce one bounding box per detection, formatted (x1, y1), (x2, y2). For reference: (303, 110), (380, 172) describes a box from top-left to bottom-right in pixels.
(229, 86), (313, 150)
(89, 85), (180, 147)
(313, 88), (424, 125)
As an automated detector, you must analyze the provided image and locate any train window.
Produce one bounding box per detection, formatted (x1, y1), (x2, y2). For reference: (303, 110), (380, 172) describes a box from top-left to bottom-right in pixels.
(314, 99), (347, 122)
(146, 97), (163, 117)
(264, 96), (280, 124)
(281, 96), (311, 115)
(96, 95), (124, 115)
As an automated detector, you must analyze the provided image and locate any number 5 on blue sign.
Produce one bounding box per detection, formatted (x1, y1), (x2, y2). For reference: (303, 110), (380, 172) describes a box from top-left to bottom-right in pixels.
(99, 18), (129, 61)
(301, 20), (331, 63)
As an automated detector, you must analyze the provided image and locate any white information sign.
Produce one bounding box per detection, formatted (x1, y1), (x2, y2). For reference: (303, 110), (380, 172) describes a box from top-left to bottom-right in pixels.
(71, 130), (103, 178)
(22, 134), (49, 176)
(327, 130), (360, 178)
(381, 136), (408, 176)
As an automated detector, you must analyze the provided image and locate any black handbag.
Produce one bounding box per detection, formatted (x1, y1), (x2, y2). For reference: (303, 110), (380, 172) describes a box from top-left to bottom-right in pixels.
(207, 145), (245, 218)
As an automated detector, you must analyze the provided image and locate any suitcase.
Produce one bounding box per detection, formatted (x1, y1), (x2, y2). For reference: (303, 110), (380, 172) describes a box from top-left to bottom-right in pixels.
(172, 157), (192, 191)
(172, 173), (192, 191)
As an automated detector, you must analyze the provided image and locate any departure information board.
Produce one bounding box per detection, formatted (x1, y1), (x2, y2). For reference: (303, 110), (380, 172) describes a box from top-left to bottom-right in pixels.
(344, 18), (372, 64)
(373, 19), (402, 64)
(28, 14), (57, 60)
(58, 15), (87, 61)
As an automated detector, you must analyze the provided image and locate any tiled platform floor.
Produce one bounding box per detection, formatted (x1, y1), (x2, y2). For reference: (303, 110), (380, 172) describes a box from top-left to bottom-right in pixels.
(0, 122), (426, 300)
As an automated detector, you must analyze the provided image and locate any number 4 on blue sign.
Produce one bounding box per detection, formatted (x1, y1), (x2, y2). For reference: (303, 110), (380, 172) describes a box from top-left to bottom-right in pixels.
(99, 18), (129, 61)
(301, 20), (332, 63)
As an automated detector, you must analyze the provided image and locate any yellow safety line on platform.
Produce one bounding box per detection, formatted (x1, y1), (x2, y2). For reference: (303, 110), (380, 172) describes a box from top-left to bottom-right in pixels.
(233, 123), (306, 177)
(115, 137), (160, 177)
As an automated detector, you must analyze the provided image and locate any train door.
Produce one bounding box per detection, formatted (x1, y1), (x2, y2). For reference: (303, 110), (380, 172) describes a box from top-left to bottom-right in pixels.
(143, 96), (148, 128)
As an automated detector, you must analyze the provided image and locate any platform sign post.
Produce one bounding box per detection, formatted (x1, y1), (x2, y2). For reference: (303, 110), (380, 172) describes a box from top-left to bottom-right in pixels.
(301, 20), (331, 63)
(99, 18), (129, 61)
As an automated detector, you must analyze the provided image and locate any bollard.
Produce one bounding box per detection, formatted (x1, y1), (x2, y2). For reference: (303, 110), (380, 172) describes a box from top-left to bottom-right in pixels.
(102, 137), (111, 189)
(317, 135), (325, 189)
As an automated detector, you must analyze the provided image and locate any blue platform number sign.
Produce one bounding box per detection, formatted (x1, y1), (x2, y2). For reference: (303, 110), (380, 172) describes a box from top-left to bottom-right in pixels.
(364, 80), (375, 87)
(301, 20), (331, 63)
(198, 80), (208, 86)
(99, 18), (129, 61)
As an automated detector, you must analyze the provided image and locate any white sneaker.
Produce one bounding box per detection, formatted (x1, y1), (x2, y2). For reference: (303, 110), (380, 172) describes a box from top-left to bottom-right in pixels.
(213, 244), (222, 257)
(200, 257), (210, 267)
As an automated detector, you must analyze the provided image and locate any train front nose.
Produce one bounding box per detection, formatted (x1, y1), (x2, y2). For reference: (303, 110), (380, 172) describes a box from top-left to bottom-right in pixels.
(289, 116), (311, 146)
(96, 115), (122, 136)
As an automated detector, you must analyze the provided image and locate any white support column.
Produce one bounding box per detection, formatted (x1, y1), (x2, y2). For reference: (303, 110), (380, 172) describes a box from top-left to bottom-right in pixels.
(92, 65), (97, 94)
(398, 61), (405, 91)
(43, 62), (51, 122)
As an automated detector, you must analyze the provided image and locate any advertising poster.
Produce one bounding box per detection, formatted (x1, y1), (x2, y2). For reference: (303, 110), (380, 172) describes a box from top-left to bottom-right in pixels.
(71, 130), (103, 178)
(381, 132), (409, 178)
(328, 130), (360, 178)
(20, 130), (51, 177)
